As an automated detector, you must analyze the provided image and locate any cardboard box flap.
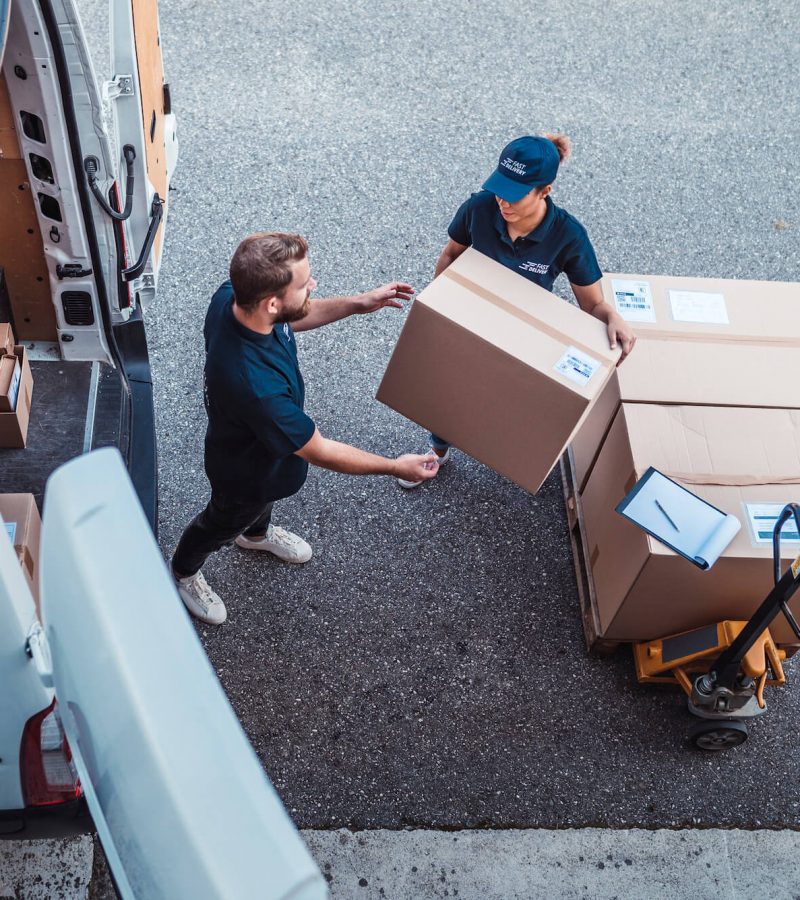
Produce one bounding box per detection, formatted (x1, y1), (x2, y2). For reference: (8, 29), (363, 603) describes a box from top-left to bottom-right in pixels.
(612, 404), (800, 560)
(604, 272), (800, 341)
(0, 323), (14, 355)
(0, 352), (21, 412)
(418, 249), (618, 398)
(616, 339), (800, 408)
(623, 405), (800, 482)
(444, 248), (619, 361)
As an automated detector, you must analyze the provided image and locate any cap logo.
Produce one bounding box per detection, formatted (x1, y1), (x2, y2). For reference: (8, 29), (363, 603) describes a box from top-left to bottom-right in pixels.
(500, 157), (527, 177)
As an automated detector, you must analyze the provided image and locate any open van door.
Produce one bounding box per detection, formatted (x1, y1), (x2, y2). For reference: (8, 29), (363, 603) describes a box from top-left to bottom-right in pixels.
(40, 449), (328, 899)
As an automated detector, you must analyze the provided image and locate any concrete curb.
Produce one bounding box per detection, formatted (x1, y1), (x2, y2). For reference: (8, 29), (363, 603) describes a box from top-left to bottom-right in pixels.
(301, 828), (800, 900)
(6, 828), (800, 898)
(0, 835), (93, 900)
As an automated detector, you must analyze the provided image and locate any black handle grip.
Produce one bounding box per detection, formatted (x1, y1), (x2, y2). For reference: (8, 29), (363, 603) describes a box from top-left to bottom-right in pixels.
(121, 194), (164, 282)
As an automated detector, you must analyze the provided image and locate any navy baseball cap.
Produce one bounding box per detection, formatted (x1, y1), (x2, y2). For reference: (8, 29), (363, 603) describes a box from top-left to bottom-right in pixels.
(482, 136), (560, 202)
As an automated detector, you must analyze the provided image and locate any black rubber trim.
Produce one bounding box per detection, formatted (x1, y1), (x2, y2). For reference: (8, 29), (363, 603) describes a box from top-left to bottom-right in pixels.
(39, 0), (158, 534)
(113, 308), (157, 528)
(0, 796), (93, 840)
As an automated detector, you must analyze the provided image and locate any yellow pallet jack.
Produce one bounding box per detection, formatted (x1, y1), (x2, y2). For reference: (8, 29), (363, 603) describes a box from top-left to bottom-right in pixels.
(633, 503), (800, 751)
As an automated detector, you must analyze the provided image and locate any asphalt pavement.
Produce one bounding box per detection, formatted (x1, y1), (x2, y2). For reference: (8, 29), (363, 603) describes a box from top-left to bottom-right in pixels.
(122, 0), (800, 830)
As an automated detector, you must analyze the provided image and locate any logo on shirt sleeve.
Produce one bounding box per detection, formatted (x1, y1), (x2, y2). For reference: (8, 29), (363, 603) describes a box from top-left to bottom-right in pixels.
(520, 260), (550, 275)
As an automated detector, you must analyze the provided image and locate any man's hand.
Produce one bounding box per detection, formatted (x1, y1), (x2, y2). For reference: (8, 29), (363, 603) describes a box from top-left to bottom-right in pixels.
(392, 452), (439, 483)
(353, 282), (415, 315)
(606, 312), (637, 362)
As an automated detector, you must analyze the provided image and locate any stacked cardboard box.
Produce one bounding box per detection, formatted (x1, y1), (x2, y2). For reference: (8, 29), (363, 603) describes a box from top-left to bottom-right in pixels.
(0, 493), (41, 614)
(0, 321), (33, 448)
(378, 248), (620, 494)
(569, 273), (800, 647)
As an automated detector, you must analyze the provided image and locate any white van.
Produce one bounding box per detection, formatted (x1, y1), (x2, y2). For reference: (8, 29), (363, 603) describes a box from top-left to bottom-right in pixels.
(0, 2), (327, 896)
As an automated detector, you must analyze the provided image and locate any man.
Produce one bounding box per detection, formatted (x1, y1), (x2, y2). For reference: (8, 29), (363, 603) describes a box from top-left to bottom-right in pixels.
(172, 232), (437, 624)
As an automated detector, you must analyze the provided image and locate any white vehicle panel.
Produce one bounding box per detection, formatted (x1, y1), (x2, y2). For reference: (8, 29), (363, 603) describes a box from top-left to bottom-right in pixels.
(41, 449), (327, 899)
(0, 515), (52, 811)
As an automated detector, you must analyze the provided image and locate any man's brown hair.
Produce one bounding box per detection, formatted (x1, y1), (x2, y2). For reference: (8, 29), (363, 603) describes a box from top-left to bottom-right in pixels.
(229, 232), (309, 311)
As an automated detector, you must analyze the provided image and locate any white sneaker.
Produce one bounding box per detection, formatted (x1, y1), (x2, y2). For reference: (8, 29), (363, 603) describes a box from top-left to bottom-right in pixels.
(398, 447), (451, 489)
(235, 524), (312, 563)
(174, 570), (227, 625)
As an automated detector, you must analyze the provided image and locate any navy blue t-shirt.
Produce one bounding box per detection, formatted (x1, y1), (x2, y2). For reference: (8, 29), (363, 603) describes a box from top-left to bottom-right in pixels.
(202, 282), (316, 502)
(448, 191), (602, 290)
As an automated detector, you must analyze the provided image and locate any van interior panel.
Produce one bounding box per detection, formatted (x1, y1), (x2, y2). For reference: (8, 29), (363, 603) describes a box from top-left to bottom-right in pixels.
(0, 75), (19, 157)
(0, 75), (58, 341)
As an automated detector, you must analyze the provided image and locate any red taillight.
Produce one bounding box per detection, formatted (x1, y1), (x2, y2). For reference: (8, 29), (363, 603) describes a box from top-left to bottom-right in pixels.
(20, 699), (83, 806)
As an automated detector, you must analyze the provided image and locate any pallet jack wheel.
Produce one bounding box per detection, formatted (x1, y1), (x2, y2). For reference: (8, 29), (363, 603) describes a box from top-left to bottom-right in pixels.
(688, 718), (748, 751)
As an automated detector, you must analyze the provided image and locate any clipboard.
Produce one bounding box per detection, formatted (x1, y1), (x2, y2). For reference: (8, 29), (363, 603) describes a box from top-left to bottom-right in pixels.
(615, 467), (741, 570)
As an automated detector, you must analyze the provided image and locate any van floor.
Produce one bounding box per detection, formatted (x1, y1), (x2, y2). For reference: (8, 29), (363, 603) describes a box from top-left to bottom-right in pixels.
(0, 359), (125, 510)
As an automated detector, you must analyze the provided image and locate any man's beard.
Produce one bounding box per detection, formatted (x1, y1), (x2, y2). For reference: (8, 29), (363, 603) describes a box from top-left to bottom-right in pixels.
(275, 293), (311, 324)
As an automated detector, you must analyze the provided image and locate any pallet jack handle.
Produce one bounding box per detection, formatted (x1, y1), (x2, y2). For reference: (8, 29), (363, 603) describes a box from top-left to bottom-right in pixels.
(705, 503), (800, 692)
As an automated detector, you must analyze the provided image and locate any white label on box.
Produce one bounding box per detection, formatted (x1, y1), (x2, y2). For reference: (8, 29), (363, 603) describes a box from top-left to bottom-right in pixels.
(745, 503), (800, 545)
(669, 290), (729, 325)
(554, 346), (601, 387)
(611, 279), (656, 323)
(4, 522), (15, 545)
(7, 358), (21, 410)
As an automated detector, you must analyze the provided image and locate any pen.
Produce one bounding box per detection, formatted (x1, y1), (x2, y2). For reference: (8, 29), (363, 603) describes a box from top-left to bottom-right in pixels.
(655, 499), (680, 531)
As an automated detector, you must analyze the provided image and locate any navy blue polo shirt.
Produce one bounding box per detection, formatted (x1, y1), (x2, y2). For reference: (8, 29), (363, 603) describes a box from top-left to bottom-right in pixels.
(448, 191), (602, 290)
(202, 282), (316, 502)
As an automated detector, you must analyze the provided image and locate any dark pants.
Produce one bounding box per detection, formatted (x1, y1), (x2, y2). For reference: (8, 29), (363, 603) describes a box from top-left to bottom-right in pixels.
(171, 492), (275, 578)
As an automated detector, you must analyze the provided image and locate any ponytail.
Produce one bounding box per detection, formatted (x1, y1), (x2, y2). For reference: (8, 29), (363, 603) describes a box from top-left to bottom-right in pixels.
(543, 132), (572, 163)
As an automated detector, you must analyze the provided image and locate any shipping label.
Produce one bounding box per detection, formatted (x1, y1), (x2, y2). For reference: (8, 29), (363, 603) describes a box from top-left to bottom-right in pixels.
(611, 279), (656, 323)
(745, 503), (800, 545)
(554, 347), (601, 387)
(4, 522), (15, 545)
(669, 290), (729, 325)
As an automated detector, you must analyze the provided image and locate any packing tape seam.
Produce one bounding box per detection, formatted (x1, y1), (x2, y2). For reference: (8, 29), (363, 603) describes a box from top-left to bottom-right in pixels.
(667, 473), (800, 487)
(442, 269), (616, 371)
(635, 331), (800, 348)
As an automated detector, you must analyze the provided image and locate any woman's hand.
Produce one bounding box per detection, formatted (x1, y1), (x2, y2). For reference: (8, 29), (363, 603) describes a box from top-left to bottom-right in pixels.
(606, 312), (637, 361)
(570, 281), (637, 363)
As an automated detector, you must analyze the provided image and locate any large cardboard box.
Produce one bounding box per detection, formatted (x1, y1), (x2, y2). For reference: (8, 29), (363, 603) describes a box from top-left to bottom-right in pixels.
(0, 493), (41, 612)
(581, 403), (800, 645)
(602, 272), (800, 341)
(570, 273), (800, 493)
(572, 337), (800, 491)
(377, 248), (621, 493)
(0, 345), (33, 448)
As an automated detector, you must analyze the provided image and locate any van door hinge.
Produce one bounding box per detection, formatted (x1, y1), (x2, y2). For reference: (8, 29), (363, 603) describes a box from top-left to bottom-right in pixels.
(103, 74), (135, 102)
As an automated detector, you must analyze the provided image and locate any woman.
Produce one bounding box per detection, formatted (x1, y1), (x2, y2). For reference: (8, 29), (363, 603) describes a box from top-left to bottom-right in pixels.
(399, 132), (636, 488)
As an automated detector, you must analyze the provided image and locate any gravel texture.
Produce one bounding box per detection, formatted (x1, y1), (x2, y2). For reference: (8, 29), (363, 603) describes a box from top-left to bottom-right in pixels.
(83, 0), (800, 830)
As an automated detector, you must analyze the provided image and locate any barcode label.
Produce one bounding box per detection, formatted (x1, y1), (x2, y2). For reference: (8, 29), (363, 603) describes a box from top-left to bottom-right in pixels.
(554, 346), (601, 387)
(745, 503), (800, 545)
(611, 279), (656, 323)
